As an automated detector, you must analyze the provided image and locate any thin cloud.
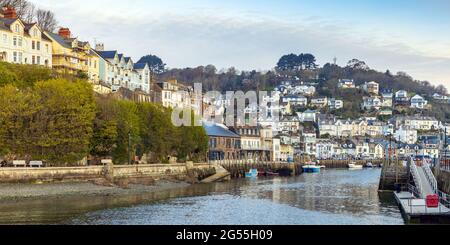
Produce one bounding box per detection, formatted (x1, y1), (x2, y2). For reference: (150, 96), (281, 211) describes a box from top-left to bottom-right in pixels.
(29, 0), (450, 88)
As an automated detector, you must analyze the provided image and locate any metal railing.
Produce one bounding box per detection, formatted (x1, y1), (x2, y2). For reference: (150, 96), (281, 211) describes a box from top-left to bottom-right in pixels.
(422, 162), (438, 194)
(410, 161), (424, 198)
(438, 191), (450, 211)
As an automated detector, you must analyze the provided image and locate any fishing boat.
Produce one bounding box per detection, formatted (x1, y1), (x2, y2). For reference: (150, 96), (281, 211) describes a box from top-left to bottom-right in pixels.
(348, 163), (363, 170)
(303, 162), (321, 173)
(245, 169), (258, 178)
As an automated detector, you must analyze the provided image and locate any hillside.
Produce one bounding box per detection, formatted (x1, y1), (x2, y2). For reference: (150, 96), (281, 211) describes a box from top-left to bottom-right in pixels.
(156, 56), (450, 122)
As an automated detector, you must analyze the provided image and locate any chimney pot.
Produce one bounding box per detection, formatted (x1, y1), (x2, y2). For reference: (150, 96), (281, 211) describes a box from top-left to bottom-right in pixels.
(3, 6), (18, 19)
(58, 28), (71, 39)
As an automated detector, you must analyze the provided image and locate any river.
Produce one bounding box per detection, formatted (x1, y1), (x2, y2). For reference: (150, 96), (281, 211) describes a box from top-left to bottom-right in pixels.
(0, 169), (404, 225)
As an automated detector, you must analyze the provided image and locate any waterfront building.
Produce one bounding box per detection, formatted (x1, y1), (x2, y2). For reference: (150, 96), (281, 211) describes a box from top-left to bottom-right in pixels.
(0, 6), (52, 67)
(95, 47), (151, 94)
(361, 96), (382, 110)
(293, 85), (316, 96)
(46, 27), (91, 75)
(281, 95), (308, 107)
(233, 126), (272, 161)
(279, 116), (301, 134)
(395, 90), (410, 105)
(338, 79), (355, 89)
(380, 90), (394, 107)
(280, 143), (294, 162)
(394, 126), (418, 144)
(362, 81), (380, 95)
(272, 137), (281, 162)
(392, 115), (439, 131)
(297, 109), (318, 123)
(368, 143), (384, 159)
(300, 129), (317, 156)
(366, 120), (385, 137)
(335, 139), (357, 159)
(203, 122), (241, 161)
(316, 140), (337, 160)
(310, 97), (328, 108)
(328, 98), (344, 110)
(410, 95), (428, 109)
(153, 79), (193, 109)
(433, 93), (449, 101)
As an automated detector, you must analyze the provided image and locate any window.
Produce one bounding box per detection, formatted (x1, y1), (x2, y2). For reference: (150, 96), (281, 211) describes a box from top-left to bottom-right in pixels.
(18, 53), (22, 63)
(37, 56), (41, 65)
(15, 24), (20, 33)
(32, 56), (36, 64)
(32, 41), (35, 50)
(13, 37), (17, 46)
(18, 37), (22, 47)
(36, 41), (40, 50)
(45, 44), (49, 53)
(13, 52), (17, 62)
(2, 34), (6, 44)
(33, 29), (38, 37)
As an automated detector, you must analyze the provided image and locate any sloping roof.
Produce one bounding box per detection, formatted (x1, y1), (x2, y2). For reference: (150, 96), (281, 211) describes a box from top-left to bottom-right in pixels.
(133, 63), (147, 70)
(97, 50), (117, 60)
(203, 123), (240, 138)
(46, 32), (72, 48)
(0, 17), (18, 31)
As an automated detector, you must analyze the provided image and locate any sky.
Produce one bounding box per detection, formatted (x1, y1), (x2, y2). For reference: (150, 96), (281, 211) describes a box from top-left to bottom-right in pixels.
(29, 0), (450, 88)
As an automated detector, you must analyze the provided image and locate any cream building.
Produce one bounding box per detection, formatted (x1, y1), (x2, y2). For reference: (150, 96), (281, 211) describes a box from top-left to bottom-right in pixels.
(0, 7), (52, 66)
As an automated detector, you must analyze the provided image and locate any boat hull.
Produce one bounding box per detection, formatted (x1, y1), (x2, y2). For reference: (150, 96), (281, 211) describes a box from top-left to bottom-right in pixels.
(303, 166), (321, 173)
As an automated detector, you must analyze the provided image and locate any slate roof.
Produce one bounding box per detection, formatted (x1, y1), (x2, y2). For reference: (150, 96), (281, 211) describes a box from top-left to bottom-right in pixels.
(46, 32), (72, 48)
(97, 50), (117, 60)
(203, 123), (240, 138)
(133, 63), (147, 70)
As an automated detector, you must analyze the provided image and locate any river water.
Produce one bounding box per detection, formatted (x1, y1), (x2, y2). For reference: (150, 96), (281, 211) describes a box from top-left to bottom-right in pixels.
(0, 169), (404, 225)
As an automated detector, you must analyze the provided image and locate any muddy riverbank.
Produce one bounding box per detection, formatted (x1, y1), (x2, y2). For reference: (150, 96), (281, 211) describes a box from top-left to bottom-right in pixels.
(0, 179), (191, 202)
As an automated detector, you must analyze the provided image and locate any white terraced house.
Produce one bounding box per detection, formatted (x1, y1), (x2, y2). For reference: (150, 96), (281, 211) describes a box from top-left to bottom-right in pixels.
(0, 6), (52, 67)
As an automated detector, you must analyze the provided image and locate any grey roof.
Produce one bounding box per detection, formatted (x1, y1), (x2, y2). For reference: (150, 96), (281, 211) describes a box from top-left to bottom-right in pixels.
(203, 123), (240, 138)
(46, 32), (72, 48)
(133, 63), (147, 70)
(97, 51), (117, 59)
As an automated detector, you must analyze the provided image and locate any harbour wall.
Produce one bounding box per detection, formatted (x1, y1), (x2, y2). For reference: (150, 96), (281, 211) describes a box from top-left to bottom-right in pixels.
(0, 163), (216, 184)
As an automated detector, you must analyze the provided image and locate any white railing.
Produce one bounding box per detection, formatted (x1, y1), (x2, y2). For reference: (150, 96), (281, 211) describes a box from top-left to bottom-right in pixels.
(422, 162), (438, 194)
(410, 160), (423, 198)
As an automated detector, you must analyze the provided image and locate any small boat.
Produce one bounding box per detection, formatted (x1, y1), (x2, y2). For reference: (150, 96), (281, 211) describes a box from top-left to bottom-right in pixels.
(245, 169), (258, 178)
(303, 163), (321, 173)
(348, 163), (363, 170)
(365, 162), (374, 168)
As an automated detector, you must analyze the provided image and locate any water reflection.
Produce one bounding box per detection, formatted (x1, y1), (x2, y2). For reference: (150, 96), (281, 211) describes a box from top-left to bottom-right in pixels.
(0, 169), (404, 225)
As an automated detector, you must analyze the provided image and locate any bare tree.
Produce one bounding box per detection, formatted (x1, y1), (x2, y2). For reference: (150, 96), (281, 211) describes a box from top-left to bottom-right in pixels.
(0, 0), (32, 19)
(35, 9), (57, 32)
(1, 0), (58, 32)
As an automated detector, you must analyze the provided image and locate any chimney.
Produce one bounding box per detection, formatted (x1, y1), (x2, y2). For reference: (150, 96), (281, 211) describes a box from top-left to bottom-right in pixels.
(58, 28), (71, 39)
(95, 43), (105, 51)
(3, 6), (18, 19)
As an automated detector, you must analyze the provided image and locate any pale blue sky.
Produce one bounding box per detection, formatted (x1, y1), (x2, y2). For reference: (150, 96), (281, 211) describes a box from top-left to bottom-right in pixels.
(30, 0), (450, 87)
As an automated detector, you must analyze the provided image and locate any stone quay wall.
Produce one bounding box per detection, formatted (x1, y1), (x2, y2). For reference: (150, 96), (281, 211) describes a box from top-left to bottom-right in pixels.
(0, 163), (216, 184)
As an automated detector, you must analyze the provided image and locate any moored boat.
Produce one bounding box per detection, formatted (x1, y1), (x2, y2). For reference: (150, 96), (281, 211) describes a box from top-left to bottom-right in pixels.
(348, 163), (363, 170)
(245, 169), (258, 178)
(303, 162), (321, 173)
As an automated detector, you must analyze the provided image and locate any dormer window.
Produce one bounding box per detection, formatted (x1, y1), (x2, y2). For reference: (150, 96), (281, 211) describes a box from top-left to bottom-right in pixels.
(15, 24), (20, 33)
